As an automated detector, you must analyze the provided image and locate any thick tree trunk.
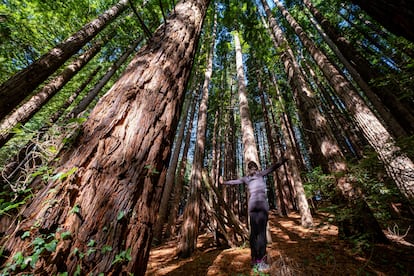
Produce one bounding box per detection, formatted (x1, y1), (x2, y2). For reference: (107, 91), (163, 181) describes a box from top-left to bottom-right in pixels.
(0, 0), (129, 121)
(300, 58), (365, 159)
(0, 39), (105, 147)
(0, 0), (210, 275)
(274, 0), (414, 201)
(178, 14), (216, 257)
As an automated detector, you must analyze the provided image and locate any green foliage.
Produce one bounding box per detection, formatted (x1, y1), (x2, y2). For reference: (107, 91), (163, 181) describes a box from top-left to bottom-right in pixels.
(347, 153), (402, 225)
(1, 231), (62, 274)
(69, 204), (80, 215)
(0, 0), (115, 82)
(144, 164), (160, 175)
(51, 167), (78, 182)
(117, 210), (126, 221)
(0, 197), (26, 216)
(303, 166), (335, 199)
(111, 248), (132, 265)
(101, 245), (113, 254)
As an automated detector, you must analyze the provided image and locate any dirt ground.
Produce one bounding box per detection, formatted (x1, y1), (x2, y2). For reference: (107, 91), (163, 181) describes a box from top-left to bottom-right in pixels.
(145, 211), (414, 275)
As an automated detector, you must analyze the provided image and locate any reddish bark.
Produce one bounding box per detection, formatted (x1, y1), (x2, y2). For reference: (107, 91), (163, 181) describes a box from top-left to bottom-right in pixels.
(0, 0), (210, 275)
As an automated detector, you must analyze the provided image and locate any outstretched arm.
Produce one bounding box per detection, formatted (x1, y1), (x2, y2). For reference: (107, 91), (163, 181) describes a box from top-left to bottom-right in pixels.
(223, 178), (244, 185)
(259, 156), (288, 176)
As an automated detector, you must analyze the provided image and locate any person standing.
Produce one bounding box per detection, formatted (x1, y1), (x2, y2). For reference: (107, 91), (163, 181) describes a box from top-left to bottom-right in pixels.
(221, 157), (287, 272)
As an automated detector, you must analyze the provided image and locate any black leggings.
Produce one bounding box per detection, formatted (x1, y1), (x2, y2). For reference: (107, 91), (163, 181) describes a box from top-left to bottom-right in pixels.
(249, 201), (268, 261)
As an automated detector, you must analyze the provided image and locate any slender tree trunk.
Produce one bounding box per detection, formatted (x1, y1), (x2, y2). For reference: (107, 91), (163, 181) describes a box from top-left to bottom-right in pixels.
(0, 0), (129, 121)
(210, 108), (222, 245)
(69, 37), (142, 118)
(261, 79), (313, 227)
(0, 39), (106, 147)
(211, 108), (221, 187)
(303, 0), (414, 137)
(165, 91), (199, 239)
(233, 31), (260, 168)
(259, 88), (286, 213)
(178, 13), (216, 258)
(274, 0), (414, 201)
(0, 0), (210, 275)
(224, 86), (239, 215)
(256, 74), (288, 216)
(0, 67), (101, 190)
(262, 0), (388, 240)
(152, 95), (192, 244)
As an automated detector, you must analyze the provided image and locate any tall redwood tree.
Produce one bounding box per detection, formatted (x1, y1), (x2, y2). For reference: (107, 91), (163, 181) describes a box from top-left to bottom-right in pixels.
(0, 0), (210, 275)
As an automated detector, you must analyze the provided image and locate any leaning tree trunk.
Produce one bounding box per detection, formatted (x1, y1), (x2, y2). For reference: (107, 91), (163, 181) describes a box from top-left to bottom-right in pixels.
(273, 0), (414, 202)
(262, 0), (335, 226)
(152, 93), (191, 244)
(165, 91), (199, 239)
(0, 38), (106, 148)
(0, 0), (129, 121)
(303, 0), (414, 137)
(68, 37), (142, 118)
(0, 66), (101, 192)
(178, 14), (216, 257)
(0, 0), (210, 275)
(262, 0), (387, 241)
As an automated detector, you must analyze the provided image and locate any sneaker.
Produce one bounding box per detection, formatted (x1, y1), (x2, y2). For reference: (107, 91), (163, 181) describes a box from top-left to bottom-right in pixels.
(255, 261), (270, 272)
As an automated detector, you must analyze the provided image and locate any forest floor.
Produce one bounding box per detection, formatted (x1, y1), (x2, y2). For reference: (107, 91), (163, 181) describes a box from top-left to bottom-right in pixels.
(145, 211), (414, 275)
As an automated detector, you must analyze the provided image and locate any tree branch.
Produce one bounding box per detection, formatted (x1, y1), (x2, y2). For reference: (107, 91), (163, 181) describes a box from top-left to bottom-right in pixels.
(128, 0), (152, 39)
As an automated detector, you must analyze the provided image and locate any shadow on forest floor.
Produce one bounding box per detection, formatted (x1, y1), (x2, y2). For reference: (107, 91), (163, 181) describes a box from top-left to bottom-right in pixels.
(146, 211), (414, 275)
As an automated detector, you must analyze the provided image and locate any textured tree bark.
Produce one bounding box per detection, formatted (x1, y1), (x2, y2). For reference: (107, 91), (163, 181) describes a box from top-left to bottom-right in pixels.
(0, 0), (210, 275)
(0, 0), (129, 121)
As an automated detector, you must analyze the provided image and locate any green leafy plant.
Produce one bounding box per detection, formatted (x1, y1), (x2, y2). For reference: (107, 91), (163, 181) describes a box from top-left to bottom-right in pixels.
(111, 248), (132, 265)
